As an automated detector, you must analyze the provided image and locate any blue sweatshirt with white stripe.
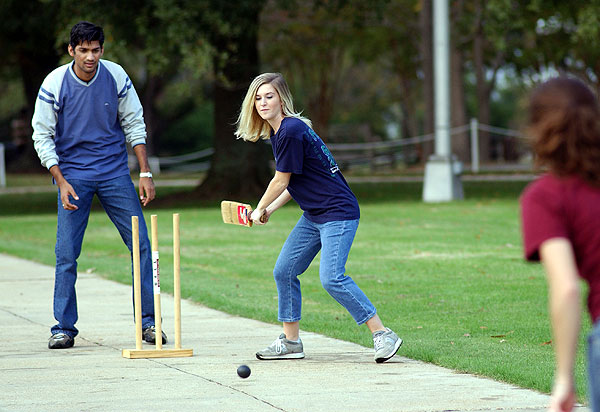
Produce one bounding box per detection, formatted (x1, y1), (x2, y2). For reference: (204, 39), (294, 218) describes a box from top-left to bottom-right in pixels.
(32, 59), (147, 181)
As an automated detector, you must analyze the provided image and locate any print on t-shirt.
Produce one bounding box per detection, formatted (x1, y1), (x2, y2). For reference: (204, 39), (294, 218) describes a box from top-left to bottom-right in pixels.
(307, 128), (340, 177)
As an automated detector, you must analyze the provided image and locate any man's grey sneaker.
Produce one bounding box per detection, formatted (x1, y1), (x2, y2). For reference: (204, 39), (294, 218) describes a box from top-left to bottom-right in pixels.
(142, 326), (168, 344)
(256, 333), (305, 360)
(373, 328), (402, 363)
(48, 333), (74, 349)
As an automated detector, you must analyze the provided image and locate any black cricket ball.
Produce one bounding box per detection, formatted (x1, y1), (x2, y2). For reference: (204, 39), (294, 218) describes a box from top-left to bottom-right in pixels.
(237, 364), (251, 379)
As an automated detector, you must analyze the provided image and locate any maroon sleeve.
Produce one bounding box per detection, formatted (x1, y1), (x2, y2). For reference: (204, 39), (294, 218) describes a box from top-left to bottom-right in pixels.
(520, 178), (569, 262)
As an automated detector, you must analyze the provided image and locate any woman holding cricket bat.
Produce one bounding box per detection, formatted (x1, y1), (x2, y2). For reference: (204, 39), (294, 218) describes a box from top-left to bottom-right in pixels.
(235, 72), (402, 363)
(520, 77), (600, 412)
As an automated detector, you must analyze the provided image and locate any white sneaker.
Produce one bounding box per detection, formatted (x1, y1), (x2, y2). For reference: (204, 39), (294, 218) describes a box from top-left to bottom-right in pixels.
(256, 333), (305, 360)
(373, 328), (402, 363)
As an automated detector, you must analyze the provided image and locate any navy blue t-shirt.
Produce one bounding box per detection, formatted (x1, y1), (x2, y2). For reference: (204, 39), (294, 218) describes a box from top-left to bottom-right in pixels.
(271, 117), (359, 223)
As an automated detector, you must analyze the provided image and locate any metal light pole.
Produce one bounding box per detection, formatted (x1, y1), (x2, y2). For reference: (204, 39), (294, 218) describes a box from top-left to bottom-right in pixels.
(422, 0), (463, 202)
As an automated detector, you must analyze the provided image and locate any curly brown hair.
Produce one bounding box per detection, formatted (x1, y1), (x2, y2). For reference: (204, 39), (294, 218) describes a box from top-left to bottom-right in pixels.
(527, 76), (600, 185)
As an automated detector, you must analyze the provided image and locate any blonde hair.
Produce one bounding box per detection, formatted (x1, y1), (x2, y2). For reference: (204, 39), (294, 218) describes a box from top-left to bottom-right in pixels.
(235, 72), (312, 142)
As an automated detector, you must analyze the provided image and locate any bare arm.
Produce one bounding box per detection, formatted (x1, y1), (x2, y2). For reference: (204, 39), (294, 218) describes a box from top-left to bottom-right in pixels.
(540, 238), (580, 412)
(133, 144), (155, 206)
(266, 189), (293, 215)
(250, 171), (291, 225)
(255, 189), (293, 224)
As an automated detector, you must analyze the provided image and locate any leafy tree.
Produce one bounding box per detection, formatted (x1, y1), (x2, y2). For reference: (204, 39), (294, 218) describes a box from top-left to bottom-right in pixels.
(520, 1), (600, 94)
(54, 0), (211, 155)
(2, 0), (270, 198)
(260, 0), (393, 141)
(453, 0), (531, 162)
(0, 0), (61, 171)
(9, 0), (597, 181)
(91, 0), (272, 198)
(192, 0), (272, 199)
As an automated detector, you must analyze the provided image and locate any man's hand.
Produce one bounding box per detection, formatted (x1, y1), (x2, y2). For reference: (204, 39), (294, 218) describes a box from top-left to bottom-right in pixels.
(138, 177), (155, 206)
(132, 144), (155, 206)
(50, 165), (79, 210)
(59, 180), (79, 210)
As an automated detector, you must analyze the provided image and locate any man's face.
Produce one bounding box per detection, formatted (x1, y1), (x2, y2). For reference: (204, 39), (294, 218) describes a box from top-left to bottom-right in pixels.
(68, 40), (103, 81)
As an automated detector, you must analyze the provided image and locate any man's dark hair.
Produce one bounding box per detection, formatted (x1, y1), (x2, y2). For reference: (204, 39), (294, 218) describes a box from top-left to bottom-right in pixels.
(69, 21), (104, 49)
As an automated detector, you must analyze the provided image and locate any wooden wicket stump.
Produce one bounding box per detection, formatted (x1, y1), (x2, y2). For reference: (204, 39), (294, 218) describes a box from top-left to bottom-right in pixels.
(122, 214), (193, 359)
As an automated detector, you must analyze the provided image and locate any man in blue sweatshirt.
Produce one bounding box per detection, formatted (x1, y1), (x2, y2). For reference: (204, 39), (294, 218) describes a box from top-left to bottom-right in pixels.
(32, 21), (166, 349)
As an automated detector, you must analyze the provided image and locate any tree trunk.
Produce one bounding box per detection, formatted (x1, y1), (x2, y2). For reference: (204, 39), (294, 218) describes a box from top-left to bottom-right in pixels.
(11, 39), (60, 172)
(198, 82), (272, 199)
(448, 0), (469, 163)
(473, 1), (491, 163)
(398, 76), (419, 140)
(450, 40), (468, 162)
(308, 70), (334, 138)
(419, 0), (434, 162)
(139, 75), (166, 156)
(196, 2), (271, 200)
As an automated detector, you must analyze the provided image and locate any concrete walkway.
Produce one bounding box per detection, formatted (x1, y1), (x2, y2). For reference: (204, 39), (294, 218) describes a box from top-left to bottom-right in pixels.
(0, 253), (589, 412)
(0, 174), (538, 195)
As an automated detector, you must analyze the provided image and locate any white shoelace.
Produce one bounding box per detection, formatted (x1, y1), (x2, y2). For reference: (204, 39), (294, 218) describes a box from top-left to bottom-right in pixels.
(373, 334), (386, 350)
(274, 338), (284, 354)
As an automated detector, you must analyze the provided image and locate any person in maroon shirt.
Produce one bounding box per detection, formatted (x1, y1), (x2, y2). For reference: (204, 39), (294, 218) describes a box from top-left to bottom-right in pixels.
(520, 77), (600, 412)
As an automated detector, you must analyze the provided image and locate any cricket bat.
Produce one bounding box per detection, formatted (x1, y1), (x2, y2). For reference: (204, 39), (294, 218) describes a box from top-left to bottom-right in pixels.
(220, 200), (256, 227)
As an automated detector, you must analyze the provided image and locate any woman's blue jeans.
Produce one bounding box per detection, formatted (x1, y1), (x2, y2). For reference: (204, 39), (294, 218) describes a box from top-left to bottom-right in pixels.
(588, 319), (600, 411)
(273, 215), (376, 325)
(52, 175), (155, 337)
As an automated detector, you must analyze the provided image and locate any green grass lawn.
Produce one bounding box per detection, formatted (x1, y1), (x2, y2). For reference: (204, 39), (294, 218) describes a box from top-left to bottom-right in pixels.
(0, 178), (591, 402)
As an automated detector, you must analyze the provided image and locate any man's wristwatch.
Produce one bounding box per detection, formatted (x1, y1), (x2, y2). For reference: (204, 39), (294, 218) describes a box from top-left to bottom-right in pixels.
(139, 172), (153, 178)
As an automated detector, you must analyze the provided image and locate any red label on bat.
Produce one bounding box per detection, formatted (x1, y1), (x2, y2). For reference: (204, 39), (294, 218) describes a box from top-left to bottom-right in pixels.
(237, 205), (249, 225)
